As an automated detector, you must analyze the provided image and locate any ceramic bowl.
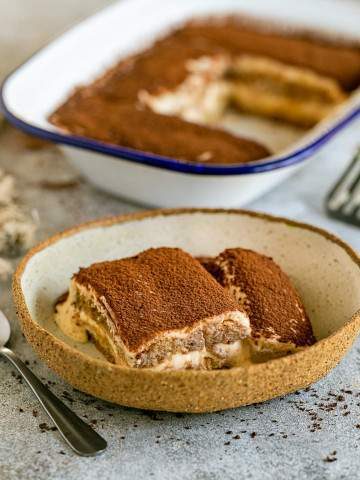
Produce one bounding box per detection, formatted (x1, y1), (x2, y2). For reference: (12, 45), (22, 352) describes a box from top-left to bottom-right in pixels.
(13, 209), (360, 412)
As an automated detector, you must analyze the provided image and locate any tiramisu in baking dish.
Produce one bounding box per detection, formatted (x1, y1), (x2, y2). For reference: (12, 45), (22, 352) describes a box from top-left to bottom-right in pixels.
(49, 17), (360, 165)
(55, 246), (315, 370)
(2, 1), (360, 207)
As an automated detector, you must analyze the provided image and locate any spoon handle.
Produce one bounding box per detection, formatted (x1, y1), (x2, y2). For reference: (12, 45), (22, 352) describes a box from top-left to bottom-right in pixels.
(0, 346), (107, 456)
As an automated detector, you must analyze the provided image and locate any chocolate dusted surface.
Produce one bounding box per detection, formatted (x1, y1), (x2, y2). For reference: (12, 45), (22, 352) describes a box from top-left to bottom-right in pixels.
(50, 100), (269, 165)
(74, 247), (243, 352)
(201, 248), (316, 347)
(49, 18), (360, 165)
(176, 19), (360, 91)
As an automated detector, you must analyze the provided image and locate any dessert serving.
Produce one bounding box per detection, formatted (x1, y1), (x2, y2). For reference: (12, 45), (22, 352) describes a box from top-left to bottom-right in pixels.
(14, 209), (360, 411)
(55, 245), (315, 370)
(49, 17), (360, 165)
(201, 248), (315, 360)
(55, 247), (250, 370)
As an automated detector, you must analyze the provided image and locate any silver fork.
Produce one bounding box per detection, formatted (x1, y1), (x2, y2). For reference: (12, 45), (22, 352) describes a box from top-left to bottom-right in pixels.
(0, 309), (107, 456)
(326, 148), (360, 227)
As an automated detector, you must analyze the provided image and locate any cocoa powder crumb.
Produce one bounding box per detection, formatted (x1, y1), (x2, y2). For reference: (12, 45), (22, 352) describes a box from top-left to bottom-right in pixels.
(324, 451), (337, 463)
(39, 423), (51, 432)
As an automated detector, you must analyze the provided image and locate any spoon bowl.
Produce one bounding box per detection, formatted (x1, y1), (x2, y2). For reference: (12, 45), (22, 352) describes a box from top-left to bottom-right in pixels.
(0, 310), (11, 346)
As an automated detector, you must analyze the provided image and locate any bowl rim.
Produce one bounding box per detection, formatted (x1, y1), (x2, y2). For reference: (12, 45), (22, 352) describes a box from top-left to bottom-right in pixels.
(1, 0), (360, 176)
(13, 208), (360, 379)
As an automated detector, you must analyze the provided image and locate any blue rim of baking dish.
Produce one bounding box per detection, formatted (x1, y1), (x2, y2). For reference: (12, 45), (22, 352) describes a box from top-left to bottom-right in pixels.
(1, 66), (360, 176)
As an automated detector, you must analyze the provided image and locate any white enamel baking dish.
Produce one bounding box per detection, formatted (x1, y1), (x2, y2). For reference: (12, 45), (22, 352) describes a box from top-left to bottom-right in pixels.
(1, 0), (360, 207)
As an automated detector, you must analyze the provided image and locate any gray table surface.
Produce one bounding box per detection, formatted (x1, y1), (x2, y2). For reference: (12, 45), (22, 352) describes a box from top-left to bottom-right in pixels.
(1, 2), (360, 479)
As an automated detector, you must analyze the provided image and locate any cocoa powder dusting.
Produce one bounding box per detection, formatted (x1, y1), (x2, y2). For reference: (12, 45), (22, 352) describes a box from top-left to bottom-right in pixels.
(74, 247), (242, 352)
(51, 101), (268, 165)
(202, 248), (315, 347)
(49, 19), (360, 165)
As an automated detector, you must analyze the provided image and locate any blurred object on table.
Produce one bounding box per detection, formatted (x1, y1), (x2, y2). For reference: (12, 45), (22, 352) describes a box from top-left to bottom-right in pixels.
(326, 148), (360, 227)
(0, 165), (37, 280)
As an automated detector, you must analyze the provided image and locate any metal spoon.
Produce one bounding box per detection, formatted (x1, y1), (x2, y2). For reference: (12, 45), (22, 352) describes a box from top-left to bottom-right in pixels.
(0, 310), (107, 456)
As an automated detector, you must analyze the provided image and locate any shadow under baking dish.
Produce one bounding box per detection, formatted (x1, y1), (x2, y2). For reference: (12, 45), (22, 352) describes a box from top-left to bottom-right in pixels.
(13, 209), (360, 412)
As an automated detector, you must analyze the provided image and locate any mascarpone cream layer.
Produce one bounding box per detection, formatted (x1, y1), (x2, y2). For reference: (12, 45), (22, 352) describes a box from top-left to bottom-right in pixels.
(139, 54), (346, 128)
(55, 279), (251, 370)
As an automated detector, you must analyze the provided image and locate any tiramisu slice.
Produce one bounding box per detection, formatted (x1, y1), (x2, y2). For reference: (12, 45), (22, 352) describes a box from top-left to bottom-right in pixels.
(55, 247), (250, 370)
(201, 248), (315, 361)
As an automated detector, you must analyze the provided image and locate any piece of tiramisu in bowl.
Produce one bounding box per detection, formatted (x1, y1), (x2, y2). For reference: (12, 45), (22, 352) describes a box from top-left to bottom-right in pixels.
(13, 209), (360, 412)
(2, 0), (360, 207)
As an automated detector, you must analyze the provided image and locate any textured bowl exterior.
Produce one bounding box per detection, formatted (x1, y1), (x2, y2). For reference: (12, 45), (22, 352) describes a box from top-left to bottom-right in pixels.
(13, 209), (360, 412)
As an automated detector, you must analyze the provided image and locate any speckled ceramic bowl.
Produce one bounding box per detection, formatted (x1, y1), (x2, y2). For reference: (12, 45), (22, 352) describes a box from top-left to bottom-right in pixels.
(13, 209), (360, 412)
